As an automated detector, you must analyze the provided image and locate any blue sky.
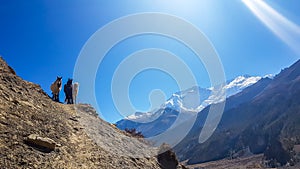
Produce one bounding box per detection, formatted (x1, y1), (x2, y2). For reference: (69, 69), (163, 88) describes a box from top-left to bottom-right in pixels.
(1, 0), (300, 122)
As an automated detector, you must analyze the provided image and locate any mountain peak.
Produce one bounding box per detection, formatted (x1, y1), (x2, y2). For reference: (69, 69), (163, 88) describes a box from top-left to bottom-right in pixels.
(164, 75), (262, 114)
(225, 75), (262, 94)
(176, 59), (300, 166)
(124, 75), (263, 122)
(117, 75), (264, 138)
(0, 57), (16, 75)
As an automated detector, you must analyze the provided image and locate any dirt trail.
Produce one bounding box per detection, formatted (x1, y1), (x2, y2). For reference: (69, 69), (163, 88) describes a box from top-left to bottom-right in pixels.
(66, 104), (159, 158)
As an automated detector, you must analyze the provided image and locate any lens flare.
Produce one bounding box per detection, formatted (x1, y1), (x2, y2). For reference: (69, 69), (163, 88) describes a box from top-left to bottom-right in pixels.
(242, 0), (300, 54)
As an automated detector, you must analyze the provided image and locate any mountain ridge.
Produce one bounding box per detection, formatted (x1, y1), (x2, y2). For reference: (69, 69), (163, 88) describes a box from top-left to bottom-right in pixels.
(117, 75), (264, 137)
(175, 59), (300, 167)
(0, 57), (184, 169)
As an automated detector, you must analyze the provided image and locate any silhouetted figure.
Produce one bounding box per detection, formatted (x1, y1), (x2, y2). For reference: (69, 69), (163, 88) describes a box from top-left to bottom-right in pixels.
(64, 78), (73, 104)
(50, 76), (62, 102)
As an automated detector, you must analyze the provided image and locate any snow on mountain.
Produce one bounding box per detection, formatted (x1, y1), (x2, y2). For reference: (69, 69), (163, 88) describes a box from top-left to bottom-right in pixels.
(263, 74), (275, 79)
(163, 86), (211, 113)
(162, 75), (262, 113)
(225, 75), (262, 97)
(126, 75), (264, 121)
(125, 110), (164, 122)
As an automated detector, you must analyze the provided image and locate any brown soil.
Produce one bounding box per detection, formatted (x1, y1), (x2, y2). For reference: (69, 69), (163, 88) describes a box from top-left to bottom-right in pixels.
(0, 57), (162, 168)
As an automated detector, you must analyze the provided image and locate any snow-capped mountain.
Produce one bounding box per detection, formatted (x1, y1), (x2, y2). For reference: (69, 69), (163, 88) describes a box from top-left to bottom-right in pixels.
(126, 75), (263, 122)
(225, 75), (262, 96)
(117, 75), (267, 137)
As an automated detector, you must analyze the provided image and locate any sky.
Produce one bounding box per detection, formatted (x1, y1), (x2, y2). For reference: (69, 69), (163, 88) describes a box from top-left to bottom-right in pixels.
(0, 0), (300, 123)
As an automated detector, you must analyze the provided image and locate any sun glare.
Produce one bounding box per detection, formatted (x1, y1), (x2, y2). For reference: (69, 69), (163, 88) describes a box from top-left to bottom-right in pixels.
(155, 0), (208, 17)
(242, 0), (300, 55)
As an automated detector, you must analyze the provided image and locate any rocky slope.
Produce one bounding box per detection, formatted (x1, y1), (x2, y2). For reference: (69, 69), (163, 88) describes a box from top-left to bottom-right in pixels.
(0, 57), (184, 169)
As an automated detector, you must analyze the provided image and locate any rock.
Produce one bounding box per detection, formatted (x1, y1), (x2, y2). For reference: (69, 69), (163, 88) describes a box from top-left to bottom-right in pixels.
(157, 143), (179, 169)
(69, 116), (79, 122)
(25, 134), (56, 152)
(294, 145), (300, 154)
(0, 57), (16, 75)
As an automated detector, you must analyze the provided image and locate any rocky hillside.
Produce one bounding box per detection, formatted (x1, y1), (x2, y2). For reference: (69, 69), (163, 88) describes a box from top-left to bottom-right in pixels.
(0, 57), (184, 169)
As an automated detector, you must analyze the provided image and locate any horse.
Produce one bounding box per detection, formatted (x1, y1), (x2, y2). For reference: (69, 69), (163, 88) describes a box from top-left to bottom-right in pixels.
(50, 76), (62, 102)
(72, 82), (79, 104)
(64, 78), (73, 104)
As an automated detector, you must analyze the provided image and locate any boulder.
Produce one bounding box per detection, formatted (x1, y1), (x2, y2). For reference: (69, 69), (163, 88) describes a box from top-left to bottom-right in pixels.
(25, 134), (56, 152)
(157, 143), (179, 169)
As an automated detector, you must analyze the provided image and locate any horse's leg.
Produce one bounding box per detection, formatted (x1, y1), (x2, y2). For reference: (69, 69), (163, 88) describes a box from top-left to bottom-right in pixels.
(57, 92), (60, 102)
(69, 95), (73, 104)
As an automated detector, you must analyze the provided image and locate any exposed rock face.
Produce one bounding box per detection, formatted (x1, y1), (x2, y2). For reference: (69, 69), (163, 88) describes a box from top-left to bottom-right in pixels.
(0, 57), (16, 75)
(0, 57), (182, 168)
(25, 134), (56, 152)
